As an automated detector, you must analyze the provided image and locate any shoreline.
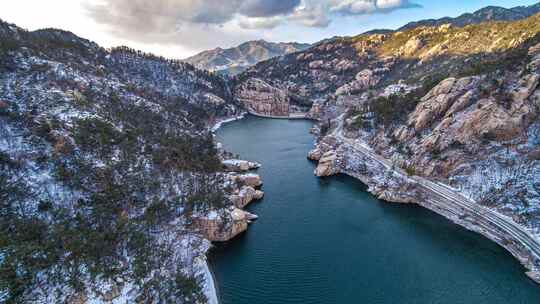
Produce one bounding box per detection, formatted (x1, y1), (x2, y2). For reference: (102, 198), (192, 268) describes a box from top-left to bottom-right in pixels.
(211, 113), (248, 133)
(246, 111), (312, 120)
(206, 112), (254, 304)
(321, 135), (540, 284)
(200, 256), (219, 304)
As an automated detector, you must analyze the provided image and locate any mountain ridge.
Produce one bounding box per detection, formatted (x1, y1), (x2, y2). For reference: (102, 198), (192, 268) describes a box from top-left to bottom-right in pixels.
(184, 40), (310, 75)
(399, 2), (540, 31)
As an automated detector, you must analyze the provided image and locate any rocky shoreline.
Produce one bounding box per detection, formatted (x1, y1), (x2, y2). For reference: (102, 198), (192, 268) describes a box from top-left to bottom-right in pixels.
(196, 116), (267, 303)
(309, 134), (540, 284)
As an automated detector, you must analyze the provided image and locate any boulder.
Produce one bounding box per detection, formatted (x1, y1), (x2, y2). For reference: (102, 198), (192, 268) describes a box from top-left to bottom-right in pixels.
(315, 151), (340, 177)
(235, 173), (263, 188)
(309, 60), (324, 69)
(512, 74), (539, 102)
(222, 159), (261, 172)
(193, 208), (256, 242)
(401, 37), (424, 56)
(230, 186), (264, 208)
(307, 148), (323, 161)
(336, 69), (380, 96)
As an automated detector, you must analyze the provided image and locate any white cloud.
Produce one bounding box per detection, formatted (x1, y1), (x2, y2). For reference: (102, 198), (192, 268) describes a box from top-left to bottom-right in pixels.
(239, 1), (332, 29)
(238, 16), (284, 29)
(83, 0), (421, 43)
(290, 1), (332, 28)
(329, 0), (421, 15)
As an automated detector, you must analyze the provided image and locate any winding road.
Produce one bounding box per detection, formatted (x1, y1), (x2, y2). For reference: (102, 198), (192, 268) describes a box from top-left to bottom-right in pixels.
(333, 120), (540, 282)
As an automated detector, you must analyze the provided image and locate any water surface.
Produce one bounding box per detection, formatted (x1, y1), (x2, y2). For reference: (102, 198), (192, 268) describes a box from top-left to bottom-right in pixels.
(211, 116), (540, 304)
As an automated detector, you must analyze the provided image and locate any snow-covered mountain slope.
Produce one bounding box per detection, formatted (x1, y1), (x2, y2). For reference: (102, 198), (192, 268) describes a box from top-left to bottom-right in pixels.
(0, 19), (247, 303)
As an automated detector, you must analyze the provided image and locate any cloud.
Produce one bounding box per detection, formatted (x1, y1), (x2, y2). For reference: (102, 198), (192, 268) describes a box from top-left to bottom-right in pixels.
(291, 1), (332, 28)
(238, 16), (284, 29)
(240, 0), (302, 18)
(83, 0), (420, 54)
(84, 0), (254, 51)
(329, 0), (421, 15)
(238, 1), (330, 29)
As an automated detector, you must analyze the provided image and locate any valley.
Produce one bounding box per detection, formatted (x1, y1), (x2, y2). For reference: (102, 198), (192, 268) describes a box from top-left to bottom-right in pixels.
(1, 2), (540, 303)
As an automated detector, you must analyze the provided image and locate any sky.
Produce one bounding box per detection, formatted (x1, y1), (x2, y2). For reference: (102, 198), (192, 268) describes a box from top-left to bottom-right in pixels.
(0, 0), (538, 59)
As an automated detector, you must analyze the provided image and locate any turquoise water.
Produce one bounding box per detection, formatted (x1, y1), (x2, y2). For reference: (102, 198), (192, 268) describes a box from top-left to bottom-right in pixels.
(211, 116), (540, 304)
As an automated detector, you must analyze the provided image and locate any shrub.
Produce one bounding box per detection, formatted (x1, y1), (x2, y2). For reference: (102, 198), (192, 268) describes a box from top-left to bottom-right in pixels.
(402, 163), (418, 176)
(73, 117), (123, 157)
(371, 93), (418, 125)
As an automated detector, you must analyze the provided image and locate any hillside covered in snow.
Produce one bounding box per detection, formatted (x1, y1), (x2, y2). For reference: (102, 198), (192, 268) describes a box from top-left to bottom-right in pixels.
(0, 19), (247, 303)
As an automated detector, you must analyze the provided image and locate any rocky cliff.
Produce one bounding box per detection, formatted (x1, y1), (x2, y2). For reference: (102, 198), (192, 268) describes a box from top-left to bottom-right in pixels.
(193, 171), (264, 242)
(235, 12), (540, 118)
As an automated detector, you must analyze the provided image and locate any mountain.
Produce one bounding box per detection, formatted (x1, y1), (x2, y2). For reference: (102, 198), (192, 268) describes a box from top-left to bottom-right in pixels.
(359, 2), (540, 35)
(0, 19), (261, 303)
(184, 40), (310, 75)
(399, 2), (540, 30)
(234, 13), (540, 281)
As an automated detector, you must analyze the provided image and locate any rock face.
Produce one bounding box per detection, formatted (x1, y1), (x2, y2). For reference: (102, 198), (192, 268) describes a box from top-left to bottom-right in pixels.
(233, 173), (263, 188)
(407, 76), (482, 132)
(307, 148), (323, 161)
(230, 186), (265, 208)
(401, 37), (425, 57)
(194, 168), (264, 242)
(192, 208), (257, 242)
(235, 78), (291, 117)
(336, 69), (381, 96)
(314, 151), (341, 177)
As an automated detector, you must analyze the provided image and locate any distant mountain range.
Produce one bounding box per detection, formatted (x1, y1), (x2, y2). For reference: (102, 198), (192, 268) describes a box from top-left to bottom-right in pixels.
(399, 2), (540, 31)
(187, 2), (540, 76)
(184, 40), (310, 75)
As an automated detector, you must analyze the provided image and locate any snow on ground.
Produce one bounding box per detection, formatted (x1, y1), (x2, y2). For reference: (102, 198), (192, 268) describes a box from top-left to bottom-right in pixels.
(211, 113), (246, 132)
(197, 256), (219, 304)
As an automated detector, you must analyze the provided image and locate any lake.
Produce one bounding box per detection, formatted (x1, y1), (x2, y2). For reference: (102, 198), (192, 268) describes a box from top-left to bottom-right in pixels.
(211, 115), (540, 304)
